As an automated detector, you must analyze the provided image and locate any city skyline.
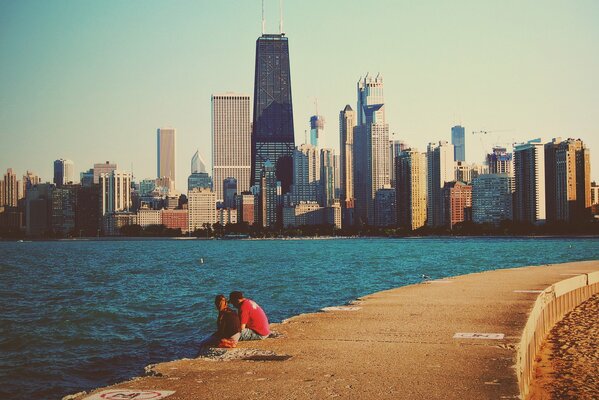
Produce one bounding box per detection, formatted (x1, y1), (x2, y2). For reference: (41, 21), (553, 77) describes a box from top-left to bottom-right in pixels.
(1, 1), (599, 185)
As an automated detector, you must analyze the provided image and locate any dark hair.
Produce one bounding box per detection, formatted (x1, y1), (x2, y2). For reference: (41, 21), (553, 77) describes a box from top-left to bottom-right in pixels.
(214, 294), (226, 307)
(229, 291), (244, 304)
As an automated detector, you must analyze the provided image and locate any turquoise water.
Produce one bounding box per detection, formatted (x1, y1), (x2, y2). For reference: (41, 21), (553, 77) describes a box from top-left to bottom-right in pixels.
(0, 237), (598, 399)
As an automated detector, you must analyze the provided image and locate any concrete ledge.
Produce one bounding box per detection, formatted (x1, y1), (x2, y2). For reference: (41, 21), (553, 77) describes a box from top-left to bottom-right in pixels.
(517, 272), (599, 398)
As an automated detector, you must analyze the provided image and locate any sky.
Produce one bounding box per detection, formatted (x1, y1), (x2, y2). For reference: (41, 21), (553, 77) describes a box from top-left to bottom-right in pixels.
(1, 0), (598, 188)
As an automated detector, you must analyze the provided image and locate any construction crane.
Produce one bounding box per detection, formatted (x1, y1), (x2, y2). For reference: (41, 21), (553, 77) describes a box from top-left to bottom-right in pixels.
(472, 129), (515, 156)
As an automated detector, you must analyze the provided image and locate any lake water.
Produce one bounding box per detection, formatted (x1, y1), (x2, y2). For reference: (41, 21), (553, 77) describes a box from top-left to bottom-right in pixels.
(1, 237), (598, 399)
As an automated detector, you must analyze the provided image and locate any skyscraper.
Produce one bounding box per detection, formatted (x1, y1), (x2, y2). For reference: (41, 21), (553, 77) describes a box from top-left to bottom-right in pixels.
(1, 168), (19, 207)
(426, 141), (455, 227)
(53, 159), (74, 187)
(451, 125), (466, 162)
(514, 139), (546, 224)
(389, 138), (406, 188)
(442, 181), (472, 229)
(157, 128), (176, 188)
(99, 171), (132, 216)
(309, 114), (324, 147)
(354, 74), (390, 225)
(292, 144), (320, 203)
(486, 146), (513, 176)
(472, 174), (513, 226)
(259, 160), (278, 227)
(212, 94), (251, 201)
(191, 150), (207, 174)
(339, 105), (356, 226)
(252, 33), (295, 193)
(545, 138), (591, 223)
(320, 148), (336, 207)
(395, 149), (427, 231)
(223, 177), (238, 209)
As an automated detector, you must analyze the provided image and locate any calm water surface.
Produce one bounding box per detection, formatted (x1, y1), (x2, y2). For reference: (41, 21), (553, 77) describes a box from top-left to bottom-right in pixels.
(1, 237), (598, 399)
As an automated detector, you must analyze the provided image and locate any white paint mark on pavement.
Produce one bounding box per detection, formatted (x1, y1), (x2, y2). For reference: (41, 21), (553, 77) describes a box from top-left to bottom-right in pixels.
(453, 332), (505, 340)
(84, 389), (176, 400)
(321, 306), (361, 312)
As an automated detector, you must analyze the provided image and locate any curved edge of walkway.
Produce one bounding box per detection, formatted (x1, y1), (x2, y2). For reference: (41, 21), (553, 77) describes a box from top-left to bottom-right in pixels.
(66, 260), (599, 400)
(516, 268), (599, 398)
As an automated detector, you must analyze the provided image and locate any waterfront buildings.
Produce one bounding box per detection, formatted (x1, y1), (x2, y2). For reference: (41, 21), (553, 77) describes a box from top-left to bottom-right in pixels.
(51, 185), (77, 235)
(53, 159), (74, 187)
(292, 144), (320, 203)
(212, 93), (251, 201)
(339, 105), (356, 227)
(426, 141), (455, 227)
(223, 177), (238, 209)
(137, 207), (161, 227)
(442, 181), (472, 229)
(251, 32), (295, 193)
(309, 114), (324, 147)
(93, 161), (117, 184)
(395, 149), (427, 231)
(592, 182), (599, 206)
(1, 168), (19, 207)
(320, 148), (336, 207)
(76, 185), (101, 236)
(22, 171), (41, 198)
(472, 174), (513, 226)
(217, 208), (237, 225)
(487, 146), (513, 176)
(188, 187), (217, 232)
(451, 125), (466, 162)
(99, 171), (132, 216)
(161, 209), (188, 233)
(389, 138), (406, 188)
(236, 192), (257, 225)
(25, 183), (53, 236)
(374, 187), (396, 227)
(354, 74), (390, 225)
(157, 128), (176, 188)
(545, 138), (591, 223)
(514, 139), (546, 224)
(259, 160), (278, 227)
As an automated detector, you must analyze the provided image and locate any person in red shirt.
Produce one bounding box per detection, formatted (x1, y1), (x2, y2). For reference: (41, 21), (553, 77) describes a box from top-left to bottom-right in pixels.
(229, 291), (270, 341)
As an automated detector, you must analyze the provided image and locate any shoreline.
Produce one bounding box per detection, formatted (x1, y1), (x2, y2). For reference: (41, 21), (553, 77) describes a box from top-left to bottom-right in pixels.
(3, 234), (599, 243)
(67, 260), (599, 400)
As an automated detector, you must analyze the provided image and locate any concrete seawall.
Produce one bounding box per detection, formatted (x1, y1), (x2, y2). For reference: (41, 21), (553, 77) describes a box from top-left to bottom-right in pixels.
(69, 260), (599, 400)
(517, 269), (599, 398)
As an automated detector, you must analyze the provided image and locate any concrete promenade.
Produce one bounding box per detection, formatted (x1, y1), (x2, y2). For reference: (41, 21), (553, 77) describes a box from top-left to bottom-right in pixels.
(71, 260), (599, 400)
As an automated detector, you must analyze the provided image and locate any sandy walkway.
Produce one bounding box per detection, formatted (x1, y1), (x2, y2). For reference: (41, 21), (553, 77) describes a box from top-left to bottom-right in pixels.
(528, 294), (599, 400)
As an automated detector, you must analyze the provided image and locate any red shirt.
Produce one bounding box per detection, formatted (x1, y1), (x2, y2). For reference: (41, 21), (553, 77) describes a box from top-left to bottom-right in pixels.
(239, 299), (270, 336)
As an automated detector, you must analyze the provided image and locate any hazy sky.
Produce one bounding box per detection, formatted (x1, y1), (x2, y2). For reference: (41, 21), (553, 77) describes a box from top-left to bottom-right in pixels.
(1, 0), (598, 187)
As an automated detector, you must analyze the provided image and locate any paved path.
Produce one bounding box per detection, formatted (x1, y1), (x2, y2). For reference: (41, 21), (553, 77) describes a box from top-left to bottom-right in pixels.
(70, 260), (599, 400)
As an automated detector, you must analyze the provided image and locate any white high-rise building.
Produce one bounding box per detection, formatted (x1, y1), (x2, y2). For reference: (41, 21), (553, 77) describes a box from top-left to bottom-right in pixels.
(426, 141), (455, 227)
(354, 73), (390, 225)
(292, 144), (320, 203)
(99, 170), (131, 215)
(514, 139), (546, 224)
(188, 187), (217, 232)
(157, 128), (176, 188)
(212, 93), (251, 202)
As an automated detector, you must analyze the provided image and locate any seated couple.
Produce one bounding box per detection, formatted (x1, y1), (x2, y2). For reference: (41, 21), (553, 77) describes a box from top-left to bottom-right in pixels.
(200, 291), (270, 349)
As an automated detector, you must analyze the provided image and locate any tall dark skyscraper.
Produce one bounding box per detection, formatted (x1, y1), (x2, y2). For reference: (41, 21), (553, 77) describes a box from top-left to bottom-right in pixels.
(251, 33), (295, 194)
(451, 125), (466, 162)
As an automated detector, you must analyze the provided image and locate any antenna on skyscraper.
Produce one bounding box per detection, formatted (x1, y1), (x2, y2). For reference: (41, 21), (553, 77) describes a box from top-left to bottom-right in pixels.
(261, 0), (265, 35)
(279, 0), (284, 34)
